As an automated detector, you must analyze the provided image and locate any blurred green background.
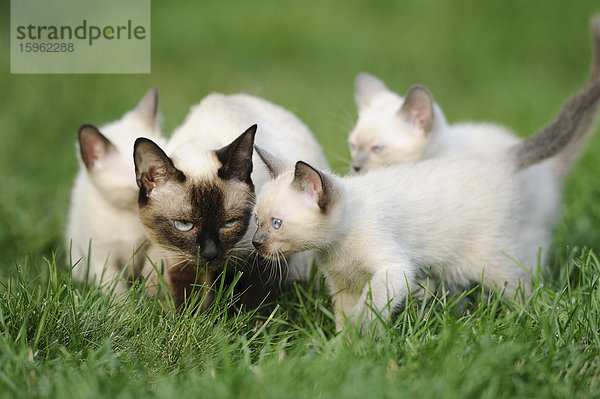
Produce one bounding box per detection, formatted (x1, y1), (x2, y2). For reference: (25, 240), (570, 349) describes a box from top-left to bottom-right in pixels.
(1, 0), (599, 277)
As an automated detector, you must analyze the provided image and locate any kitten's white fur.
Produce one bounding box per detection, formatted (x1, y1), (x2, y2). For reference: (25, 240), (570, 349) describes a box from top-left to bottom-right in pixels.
(158, 93), (329, 280)
(349, 74), (523, 167)
(253, 77), (600, 331)
(66, 89), (164, 294)
(349, 75), (562, 267)
(347, 32), (600, 268)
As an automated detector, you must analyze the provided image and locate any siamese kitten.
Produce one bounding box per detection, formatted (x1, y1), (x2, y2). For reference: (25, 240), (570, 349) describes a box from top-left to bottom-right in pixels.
(67, 88), (163, 294)
(350, 11), (600, 173)
(133, 93), (329, 307)
(349, 17), (600, 172)
(346, 17), (600, 268)
(348, 74), (520, 171)
(252, 78), (600, 331)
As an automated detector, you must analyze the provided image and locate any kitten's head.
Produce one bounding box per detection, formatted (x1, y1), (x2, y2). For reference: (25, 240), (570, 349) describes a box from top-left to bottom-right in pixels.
(348, 73), (435, 173)
(78, 88), (161, 210)
(133, 125), (257, 269)
(252, 150), (338, 260)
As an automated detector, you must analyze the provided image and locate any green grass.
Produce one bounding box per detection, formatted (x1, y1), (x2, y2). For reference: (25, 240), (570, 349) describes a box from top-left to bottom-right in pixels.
(2, 252), (600, 398)
(2, 0), (600, 397)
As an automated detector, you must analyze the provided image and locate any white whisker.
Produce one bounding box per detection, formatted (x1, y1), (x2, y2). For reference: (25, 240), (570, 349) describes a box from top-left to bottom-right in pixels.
(166, 258), (189, 271)
(277, 249), (289, 282)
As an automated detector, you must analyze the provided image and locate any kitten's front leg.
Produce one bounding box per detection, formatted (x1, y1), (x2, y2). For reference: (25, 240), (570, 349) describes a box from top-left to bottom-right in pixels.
(351, 264), (414, 333)
(333, 289), (359, 332)
(324, 274), (360, 332)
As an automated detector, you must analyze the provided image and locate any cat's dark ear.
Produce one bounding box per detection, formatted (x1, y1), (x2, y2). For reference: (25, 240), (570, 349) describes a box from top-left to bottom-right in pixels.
(78, 124), (117, 171)
(215, 124), (257, 184)
(131, 87), (159, 133)
(355, 72), (389, 111)
(134, 138), (184, 201)
(398, 85), (434, 134)
(292, 161), (332, 212)
(254, 145), (286, 179)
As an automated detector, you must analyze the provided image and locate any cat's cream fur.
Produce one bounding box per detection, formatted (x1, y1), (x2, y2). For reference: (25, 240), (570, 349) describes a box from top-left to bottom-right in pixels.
(349, 75), (523, 170)
(253, 74), (600, 331)
(66, 88), (164, 294)
(165, 93), (328, 199)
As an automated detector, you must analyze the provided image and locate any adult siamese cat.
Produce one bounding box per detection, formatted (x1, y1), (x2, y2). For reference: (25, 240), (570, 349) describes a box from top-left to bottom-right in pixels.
(67, 89), (163, 294)
(252, 70), (600, 331)
(133, 93), (329, 308)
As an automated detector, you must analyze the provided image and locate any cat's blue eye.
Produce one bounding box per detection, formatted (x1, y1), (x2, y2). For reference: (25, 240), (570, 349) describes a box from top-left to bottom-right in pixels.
(173, 220), (194, 232)
(253, 214), (259, 227)
(348, 143), (357, 151)
(222, 218), (239, 228)
(372, 145), (384, 153)
(271, 218), (283, 230)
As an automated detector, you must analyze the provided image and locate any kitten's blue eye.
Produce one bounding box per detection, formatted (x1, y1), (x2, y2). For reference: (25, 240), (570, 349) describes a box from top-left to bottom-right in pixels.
(271, 218), (283, 230)
(372, 145), (384, 153)
(173, 220), (194, 232)
(222, 218), (239, 228)
(253, 214), (259, 227)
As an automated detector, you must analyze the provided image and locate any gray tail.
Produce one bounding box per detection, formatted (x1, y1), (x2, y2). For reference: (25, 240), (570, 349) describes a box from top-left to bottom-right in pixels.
(514, 16), (600, 173)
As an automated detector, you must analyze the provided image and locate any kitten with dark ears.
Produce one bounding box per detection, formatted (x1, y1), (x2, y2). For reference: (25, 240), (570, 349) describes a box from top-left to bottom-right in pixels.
(134, 93), (329, 308)
(67, 88), (165, 294)
(253, 75), (600, 331)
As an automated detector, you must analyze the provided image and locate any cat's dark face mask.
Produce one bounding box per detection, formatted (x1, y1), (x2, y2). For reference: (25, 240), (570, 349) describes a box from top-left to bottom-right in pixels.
(133, 125), (257, 272)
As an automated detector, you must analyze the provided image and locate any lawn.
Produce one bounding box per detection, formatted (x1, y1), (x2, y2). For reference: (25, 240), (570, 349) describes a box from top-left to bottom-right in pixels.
(1, 1), (600, 397)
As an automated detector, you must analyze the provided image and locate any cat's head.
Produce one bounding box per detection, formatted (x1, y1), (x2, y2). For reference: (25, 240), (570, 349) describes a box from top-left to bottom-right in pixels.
(133, 125), (257, 269)
(78, 88), (161, 209)
(348, 73), (435, 172)
(252, 149), (340, 260)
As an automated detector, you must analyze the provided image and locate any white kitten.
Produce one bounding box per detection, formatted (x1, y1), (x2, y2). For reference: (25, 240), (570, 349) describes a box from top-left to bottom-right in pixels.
(252, 78), (600, 332)
(348, 75), (523, 170)
(349, 16), (600, 173)
(350, 78), (565, 268)
(346, 18), (600, 269)
(133, 93), (329, 307)
(66, 88), (164, 294)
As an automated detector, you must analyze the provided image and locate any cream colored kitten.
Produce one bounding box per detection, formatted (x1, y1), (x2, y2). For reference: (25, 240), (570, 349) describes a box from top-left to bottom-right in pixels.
(253, 78), (600, 332)
(349, 16), (600, 173)
(346, 18), (600, 270)
(350, 79), (564, 268)
(348, 74), (522, 171)
(66, 88), (164, 294)
(133, 93), (329, 307)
